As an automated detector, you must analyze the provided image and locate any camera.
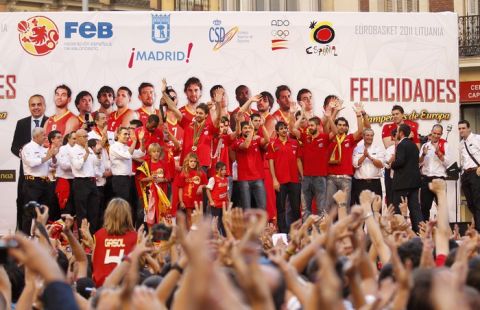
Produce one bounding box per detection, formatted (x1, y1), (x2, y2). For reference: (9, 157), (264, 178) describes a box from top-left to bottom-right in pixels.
(84, 113), (95, 132)
(24, 201), (45, 219)
(151, 223), (172, 242)
(0, 239), (18, 264)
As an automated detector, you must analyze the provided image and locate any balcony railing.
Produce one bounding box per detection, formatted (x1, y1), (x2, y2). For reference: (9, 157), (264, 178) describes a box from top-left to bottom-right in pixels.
(459, 15), (480, 57)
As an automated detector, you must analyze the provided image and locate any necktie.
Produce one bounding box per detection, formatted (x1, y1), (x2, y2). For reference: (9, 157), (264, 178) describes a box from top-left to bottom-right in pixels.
(34, 119), (40, 127)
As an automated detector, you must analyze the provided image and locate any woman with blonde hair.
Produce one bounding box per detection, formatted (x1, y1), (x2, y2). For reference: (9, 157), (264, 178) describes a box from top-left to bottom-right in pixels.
(91, 198), (137, 287)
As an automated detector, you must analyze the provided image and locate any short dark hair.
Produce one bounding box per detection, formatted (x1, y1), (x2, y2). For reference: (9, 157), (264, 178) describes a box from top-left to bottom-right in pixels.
(240, 121), (249, 130)
(235, 85), (248, 96)
(275, 85), (291, 100)
(147, 114), (160, 125)
(94, 112), (105, 121)
(398, 124), (411, 138)
(55, 84), (72, 98)
(459, 120), (471, 128)
(196, 103), (209, 115)
(215, 161), (226, 171)
(323, 95), (338, 108)
(47, 130), (61, 143)
(209, 85), (224, 99)
(97, 85), (115, 100)
(275, 121), (287, 131)
(118, 86), (132, 97)
(335, 117), (349, 127)
(138, 82), (154, 94)
(260, 91), (274, 109)
(129, 119), (143, 128)
(392, 105), (404, 114)
(184, 77), (202, 92)
(87, 138), (99, 148)
(250, 113), (261, 121)
(220, 116), (229, 123)
(309, 116), (321, 126)
(296, 88), (311, 102)
(74, 90), (93, 108)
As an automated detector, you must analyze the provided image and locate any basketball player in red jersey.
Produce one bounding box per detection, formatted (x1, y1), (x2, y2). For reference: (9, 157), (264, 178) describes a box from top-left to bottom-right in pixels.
(179, 77), (202, 123)
(94, 85), (115, 118)
(272, 85), (295, 125)
(107, 87), (137, 143)
(44, 84), (80, 136)
(136, 82), (160, 126)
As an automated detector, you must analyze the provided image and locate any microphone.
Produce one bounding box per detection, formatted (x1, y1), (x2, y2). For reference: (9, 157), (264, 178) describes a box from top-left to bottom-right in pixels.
(446, 124), (452, 141)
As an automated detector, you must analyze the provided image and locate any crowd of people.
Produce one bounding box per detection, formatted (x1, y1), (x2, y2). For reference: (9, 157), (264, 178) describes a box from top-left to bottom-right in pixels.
(5, 76), (480, 309)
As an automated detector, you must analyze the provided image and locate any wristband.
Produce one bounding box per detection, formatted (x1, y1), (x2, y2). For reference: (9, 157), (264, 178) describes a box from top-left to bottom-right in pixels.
(171, 263), (184, 274)
(338, 202), (347, 208)
(121, 255), (131, 263)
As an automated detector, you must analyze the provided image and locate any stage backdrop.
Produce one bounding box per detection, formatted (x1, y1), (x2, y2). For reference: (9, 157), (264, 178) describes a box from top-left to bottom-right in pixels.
(0, 11), (459, 234)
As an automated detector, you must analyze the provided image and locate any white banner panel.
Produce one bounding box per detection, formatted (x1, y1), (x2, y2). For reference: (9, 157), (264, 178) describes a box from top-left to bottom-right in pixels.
(0, 11), (459, 233)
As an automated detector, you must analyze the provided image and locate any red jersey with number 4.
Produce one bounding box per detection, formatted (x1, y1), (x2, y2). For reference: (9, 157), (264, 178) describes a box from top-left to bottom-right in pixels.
(381, 120), (419, 144)
(44, 111), (77, 135)
(92, 228), (137, 287)
(266, 138), (300, 184)
(208, 175), (229, 208)
(177, 170), (207, 208)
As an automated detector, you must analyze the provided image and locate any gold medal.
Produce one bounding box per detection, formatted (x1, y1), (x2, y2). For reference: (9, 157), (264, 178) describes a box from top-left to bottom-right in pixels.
(191, 146), (197, 151)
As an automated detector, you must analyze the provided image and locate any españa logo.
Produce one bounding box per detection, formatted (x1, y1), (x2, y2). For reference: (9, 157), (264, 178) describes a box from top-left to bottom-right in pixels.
(152, 14), (170, 44)
(17, 16), (59, 56)
(309, 21), (335, 44)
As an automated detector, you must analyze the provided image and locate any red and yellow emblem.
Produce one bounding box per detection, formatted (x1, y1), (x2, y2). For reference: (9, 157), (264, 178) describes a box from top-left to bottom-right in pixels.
(17, 16), (59, 56)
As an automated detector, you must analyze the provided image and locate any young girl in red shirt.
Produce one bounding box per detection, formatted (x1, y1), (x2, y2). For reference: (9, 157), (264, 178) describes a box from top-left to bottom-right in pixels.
(177, 152), (207, 228)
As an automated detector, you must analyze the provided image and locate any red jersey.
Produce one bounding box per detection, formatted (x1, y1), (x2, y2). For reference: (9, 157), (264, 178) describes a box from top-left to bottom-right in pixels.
(179, 105), (196, 123)
(149, 159), (170, 193)
(177, 170), (207, 208)
(107, 109), (133, 132)
(300, 132), (330, 176)
(266, 138), (300, 184)
(179, 117), (218, 168)
(207, 175), (229, 208)
(232, 136), (265, 181)
(166, 118), (184, 156)
(92, 228), (137, 287)
(327, 133), (358, 176)
(44, 110), (77, 135)
(136, 107), (159, 126)
(272, 109), (292, 124)
(208, 133), (233, 177)
(382, 120), (419, 143)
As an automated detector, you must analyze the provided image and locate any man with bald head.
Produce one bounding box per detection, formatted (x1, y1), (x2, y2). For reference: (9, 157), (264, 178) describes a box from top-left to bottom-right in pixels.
(21, 127), (58, 233)
(11, 94), (49, 231)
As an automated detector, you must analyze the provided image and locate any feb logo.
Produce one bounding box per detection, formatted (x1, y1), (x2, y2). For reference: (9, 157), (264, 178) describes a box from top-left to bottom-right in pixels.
(17, 16), (59, 56)
(152, 14), (170, 44)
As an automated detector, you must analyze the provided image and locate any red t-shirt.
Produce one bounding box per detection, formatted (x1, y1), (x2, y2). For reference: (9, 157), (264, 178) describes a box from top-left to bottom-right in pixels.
(92, 228), (137, 287)
(299, 132), (330, 176)
(134, 126), (165, 151)
(177, 170), (207, 208)
(44, 110), (77, 135)
(207, 175), (229, 208)
(232, 136), (265, 181)
(179, 118), (218, 168)
(266, 138), (300, 184)
(381, 120), (419, 144)
(327, 134), (358, 176)
(272, 109), (292, 124)
(136, 107), (159, 126)
(208, 133), (233, 177)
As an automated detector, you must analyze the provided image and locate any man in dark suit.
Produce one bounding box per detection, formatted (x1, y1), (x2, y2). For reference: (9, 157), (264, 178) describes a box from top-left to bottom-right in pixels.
(391, 123), (423, 232)
(11, 94), (48, 230)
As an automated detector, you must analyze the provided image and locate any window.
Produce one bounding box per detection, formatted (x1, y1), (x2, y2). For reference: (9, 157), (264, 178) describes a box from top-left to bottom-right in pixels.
(467, 0), (480, 15)
(384, 0), (418, 12)
(175, 0), (209, 10)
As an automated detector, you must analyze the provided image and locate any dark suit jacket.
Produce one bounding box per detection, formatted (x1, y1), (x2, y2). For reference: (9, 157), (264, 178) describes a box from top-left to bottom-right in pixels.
(10, 115), (48, 158)
(391, 138), (421, 190)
